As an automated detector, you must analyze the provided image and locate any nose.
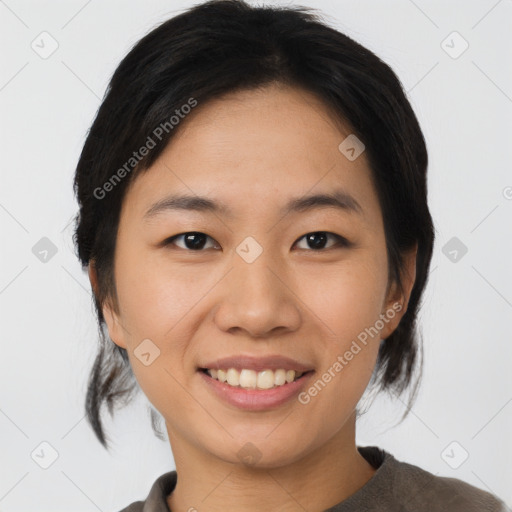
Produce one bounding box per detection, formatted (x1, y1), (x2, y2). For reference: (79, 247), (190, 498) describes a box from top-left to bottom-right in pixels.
(213, 252), (302, 339)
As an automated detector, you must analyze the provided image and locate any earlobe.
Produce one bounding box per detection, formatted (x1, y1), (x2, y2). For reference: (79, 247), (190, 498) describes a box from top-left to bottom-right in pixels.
(102, 301), (128, 350)
(88, 261), (127, 349)
(381, 244), (418, 339)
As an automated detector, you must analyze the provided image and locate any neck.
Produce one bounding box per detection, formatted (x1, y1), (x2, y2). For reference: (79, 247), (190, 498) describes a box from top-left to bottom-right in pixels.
(166, 413), (376, 512)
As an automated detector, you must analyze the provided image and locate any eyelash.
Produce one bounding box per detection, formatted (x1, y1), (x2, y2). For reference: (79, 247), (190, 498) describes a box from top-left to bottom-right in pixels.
(162, 231), (351, 252)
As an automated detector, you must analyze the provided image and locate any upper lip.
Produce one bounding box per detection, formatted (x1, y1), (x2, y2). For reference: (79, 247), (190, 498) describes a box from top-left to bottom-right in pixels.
(199, 355), (314, 373)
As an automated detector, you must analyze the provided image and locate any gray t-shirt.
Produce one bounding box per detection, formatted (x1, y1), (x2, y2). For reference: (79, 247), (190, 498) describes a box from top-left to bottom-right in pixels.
(118, 445), (511, 511)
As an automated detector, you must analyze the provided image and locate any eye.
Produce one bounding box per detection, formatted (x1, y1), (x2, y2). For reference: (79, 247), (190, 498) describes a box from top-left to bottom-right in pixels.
(164, 232), (219, 251)
(293, 231), (350, 251)
(162, 231), (350, 252)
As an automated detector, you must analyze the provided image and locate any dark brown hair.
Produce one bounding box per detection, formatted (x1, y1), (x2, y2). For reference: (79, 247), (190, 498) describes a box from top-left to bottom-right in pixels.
(72, 0), (435, 450)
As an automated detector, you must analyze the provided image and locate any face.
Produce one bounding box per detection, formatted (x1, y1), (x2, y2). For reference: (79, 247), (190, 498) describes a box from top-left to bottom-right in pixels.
(94, 83), (416, 468)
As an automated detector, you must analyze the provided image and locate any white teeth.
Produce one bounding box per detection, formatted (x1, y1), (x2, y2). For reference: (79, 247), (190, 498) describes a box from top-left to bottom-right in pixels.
(239, 369), (257, 388)
(257, 370), (274, 389)
(226, 368), (240, 386)
(206, 368), (306, 389)
(274, 369), (286, 386)
(286, 370), (295, 383)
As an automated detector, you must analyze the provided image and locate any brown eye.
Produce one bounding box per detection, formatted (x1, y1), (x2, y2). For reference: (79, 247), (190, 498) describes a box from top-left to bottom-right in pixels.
(164, 232), (219, 250)
(294, 232), (350, 251)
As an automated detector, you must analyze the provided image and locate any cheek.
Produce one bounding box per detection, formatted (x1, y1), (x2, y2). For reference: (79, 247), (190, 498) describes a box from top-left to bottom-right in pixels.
(297, 253), (388, 341)
(112, 249), (225, 402)
(114, 247), (214, 339)
(296, 260), (385, 423)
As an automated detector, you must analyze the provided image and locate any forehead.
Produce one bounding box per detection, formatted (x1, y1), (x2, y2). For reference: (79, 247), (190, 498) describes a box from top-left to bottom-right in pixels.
(121, 84), (381, 225)
(169, 83), (354, 162)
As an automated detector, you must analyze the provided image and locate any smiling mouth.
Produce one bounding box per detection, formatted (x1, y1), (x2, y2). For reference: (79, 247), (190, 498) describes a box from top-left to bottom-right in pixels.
(199, 367), (313, 390)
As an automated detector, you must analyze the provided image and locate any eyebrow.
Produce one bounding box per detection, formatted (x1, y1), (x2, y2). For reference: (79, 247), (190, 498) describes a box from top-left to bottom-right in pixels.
(143, 188), (364, 221)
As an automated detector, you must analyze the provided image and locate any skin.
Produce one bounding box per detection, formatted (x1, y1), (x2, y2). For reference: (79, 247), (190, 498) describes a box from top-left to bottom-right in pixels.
(89, 83), (417, 511)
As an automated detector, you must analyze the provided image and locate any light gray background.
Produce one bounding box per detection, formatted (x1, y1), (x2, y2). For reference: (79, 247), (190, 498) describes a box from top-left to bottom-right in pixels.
(1, 0), (511, 510)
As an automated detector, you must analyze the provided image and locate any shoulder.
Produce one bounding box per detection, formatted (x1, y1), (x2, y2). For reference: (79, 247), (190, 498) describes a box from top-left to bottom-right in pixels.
(116, 470), (177, 512)
(425, 474), (511, 512)
(374, 447), (510, 512)
(117, 502), (143, 512)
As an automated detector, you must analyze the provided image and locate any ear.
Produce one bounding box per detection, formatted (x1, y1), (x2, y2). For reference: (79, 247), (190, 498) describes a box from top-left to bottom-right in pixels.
(379, 244), (418, 340)
(88, 261), (128, 349)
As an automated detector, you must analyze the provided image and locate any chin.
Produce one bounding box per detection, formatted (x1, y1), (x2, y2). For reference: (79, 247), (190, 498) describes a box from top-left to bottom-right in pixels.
(214, 434), (314, 470)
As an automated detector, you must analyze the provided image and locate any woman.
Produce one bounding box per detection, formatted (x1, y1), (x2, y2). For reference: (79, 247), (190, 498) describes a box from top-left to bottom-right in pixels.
(72, 1), (510, 510)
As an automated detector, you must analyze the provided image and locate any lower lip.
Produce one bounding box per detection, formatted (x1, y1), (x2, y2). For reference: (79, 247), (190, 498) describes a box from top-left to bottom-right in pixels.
(198, 370), (314, 411)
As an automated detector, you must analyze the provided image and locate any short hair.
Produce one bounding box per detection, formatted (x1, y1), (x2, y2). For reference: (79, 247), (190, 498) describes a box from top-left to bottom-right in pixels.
(72, 0), (435, 450)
